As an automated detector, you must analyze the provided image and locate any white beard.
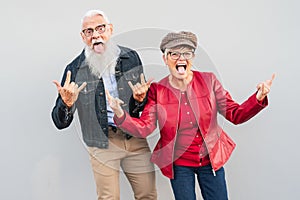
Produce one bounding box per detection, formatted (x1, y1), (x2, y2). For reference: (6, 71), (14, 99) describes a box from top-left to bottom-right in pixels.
(84, 40), (121, 78)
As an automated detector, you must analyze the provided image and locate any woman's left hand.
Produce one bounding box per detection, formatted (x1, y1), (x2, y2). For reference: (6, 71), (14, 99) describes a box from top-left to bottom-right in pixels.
(256, 73), (275, 101)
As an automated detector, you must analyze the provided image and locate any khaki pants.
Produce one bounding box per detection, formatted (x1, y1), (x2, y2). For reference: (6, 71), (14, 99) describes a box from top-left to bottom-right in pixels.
(88, 128), (157, 200)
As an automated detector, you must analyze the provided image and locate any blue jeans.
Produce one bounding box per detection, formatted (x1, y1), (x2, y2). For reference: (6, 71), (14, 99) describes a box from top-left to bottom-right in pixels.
(170, 165), (228, 200)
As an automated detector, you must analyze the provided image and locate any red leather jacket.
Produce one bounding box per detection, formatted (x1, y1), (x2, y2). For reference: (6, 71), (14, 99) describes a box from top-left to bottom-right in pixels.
(115, 71), (268, 179)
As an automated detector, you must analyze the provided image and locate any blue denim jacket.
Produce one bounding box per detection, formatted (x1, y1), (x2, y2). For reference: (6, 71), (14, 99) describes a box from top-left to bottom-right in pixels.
(51, 46), (145, 148)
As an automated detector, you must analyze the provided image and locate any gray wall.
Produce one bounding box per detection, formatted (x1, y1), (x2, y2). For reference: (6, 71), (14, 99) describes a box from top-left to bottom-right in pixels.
(1, 0), (299, 199)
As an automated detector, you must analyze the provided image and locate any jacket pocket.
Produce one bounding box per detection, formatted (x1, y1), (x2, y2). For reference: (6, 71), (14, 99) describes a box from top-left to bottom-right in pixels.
(123, 70), (139, 81)
(78, 80), (98, 105)
(210, 131), (236, 170)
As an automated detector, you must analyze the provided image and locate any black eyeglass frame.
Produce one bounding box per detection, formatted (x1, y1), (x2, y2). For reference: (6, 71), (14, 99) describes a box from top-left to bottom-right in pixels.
(82, 24), (108, 37)
(167, 50), (195, 60)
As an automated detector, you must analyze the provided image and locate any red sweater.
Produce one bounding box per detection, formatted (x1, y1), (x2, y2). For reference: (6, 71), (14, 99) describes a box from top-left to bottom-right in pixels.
(174, 91), (210, 167)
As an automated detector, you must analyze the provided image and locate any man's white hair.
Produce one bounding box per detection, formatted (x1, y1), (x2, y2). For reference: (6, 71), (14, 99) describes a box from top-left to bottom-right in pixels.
(81, 9), (110, 26)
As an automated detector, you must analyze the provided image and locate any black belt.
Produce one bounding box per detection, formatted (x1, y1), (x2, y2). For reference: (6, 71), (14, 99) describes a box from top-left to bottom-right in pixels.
(108, 126), (132, 140)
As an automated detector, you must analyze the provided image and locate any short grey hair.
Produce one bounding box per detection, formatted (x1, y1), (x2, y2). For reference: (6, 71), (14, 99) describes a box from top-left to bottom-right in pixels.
(81, 9), (110, 26)
(164, 48), (170, 59)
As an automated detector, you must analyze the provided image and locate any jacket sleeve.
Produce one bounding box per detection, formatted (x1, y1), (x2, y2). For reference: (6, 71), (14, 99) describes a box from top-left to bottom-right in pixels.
(114, 84), (158, 138)
(127, 50), (148, 117)
(51, 66), (76, 129)
(212, 73), (268, 125)
(129, 92), (148, 117)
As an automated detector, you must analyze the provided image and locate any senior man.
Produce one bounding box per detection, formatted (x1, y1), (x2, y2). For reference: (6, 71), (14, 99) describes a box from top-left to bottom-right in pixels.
(51, 9), (157, 200)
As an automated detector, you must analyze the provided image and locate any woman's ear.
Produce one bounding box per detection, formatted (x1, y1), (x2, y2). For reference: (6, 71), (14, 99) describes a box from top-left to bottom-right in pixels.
(162, 54), (167, 65)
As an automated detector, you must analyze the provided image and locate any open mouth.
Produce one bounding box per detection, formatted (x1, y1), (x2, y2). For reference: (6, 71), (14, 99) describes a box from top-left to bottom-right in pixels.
(176, 64), (187, 73)
(93, 41), (105, 53)
(93, 41), (104, 47)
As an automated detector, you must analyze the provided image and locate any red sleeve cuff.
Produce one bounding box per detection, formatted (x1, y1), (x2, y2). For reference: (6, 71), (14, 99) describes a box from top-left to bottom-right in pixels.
(256, 96), (268, 107)
(113, 112), (126, 125)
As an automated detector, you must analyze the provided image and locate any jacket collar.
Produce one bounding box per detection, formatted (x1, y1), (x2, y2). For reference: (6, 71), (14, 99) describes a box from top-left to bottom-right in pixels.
(118, 46), (130, 59)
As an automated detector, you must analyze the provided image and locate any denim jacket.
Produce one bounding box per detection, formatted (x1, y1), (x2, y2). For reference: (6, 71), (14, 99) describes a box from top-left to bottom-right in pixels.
(51, 46), (145, 148)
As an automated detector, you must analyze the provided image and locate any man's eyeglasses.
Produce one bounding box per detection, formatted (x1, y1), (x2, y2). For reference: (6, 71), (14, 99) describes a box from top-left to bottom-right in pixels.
(168, 51), (195, 60)
(82, 24), (108, 37)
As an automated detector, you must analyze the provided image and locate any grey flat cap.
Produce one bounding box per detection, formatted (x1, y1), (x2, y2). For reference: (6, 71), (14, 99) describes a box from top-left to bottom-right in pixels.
(160, 31), (197, 52)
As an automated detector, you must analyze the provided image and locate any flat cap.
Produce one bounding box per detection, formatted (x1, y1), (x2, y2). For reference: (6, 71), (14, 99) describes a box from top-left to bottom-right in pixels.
(160, 31), (197, 52)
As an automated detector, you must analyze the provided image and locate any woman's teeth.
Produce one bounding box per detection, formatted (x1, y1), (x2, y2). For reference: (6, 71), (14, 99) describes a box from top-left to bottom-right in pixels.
(176, 64), (187, 73)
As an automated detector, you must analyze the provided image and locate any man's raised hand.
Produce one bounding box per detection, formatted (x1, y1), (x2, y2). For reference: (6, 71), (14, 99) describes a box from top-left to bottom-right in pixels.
(53, 71), (87, 107)
(128, 73), (153, 103)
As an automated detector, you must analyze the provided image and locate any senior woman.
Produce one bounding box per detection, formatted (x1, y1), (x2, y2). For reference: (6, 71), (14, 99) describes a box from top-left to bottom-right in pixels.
(107, 31), (274, 200)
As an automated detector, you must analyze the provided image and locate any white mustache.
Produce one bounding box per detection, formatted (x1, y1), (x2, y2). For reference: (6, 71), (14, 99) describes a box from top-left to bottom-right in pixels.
(92, 39), (105, 45)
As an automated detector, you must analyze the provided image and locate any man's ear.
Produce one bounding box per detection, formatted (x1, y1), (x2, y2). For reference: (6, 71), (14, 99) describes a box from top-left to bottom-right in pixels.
(108, 23), (114, 34)
(80, 32), (85, 41)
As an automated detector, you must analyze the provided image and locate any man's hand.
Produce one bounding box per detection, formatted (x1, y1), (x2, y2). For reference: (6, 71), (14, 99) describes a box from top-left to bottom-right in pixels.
(53, 71), (87, 108)
(256, 73), (275, 101)
(128, 73), (153, 103)
(106, 90), (125, 118)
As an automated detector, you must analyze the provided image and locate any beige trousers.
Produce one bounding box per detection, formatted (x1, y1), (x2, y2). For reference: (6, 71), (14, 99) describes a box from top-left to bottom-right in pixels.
(88, 128), (157, 200)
